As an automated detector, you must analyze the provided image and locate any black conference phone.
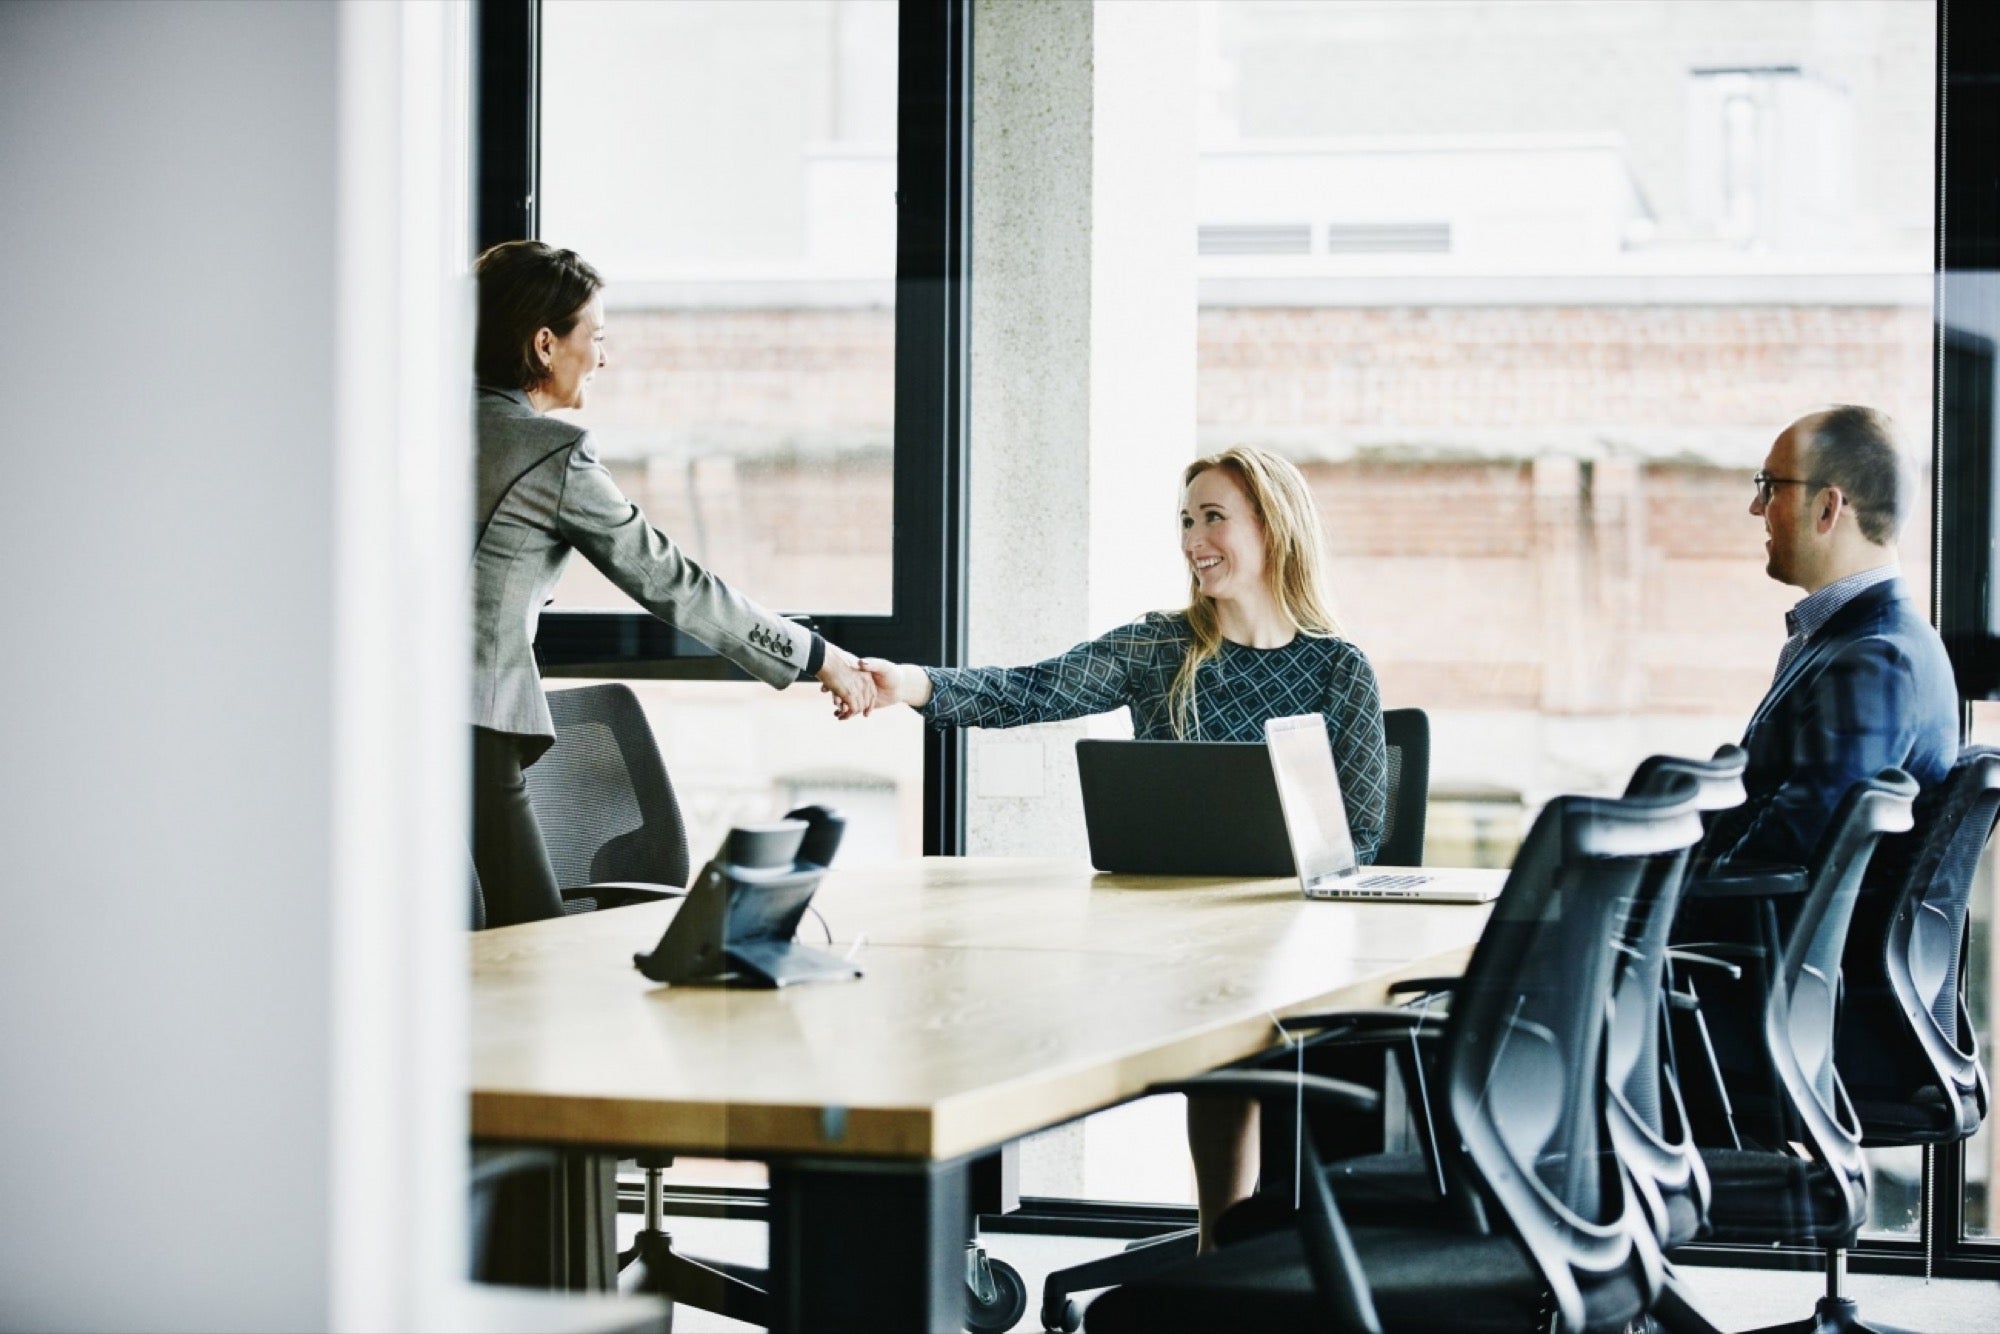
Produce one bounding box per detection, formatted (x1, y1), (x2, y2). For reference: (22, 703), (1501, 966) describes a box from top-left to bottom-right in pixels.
(632, 805), (860, 988)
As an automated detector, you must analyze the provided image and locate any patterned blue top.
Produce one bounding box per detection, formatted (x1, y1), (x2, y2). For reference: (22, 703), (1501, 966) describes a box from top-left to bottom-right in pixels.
(920, 611), (1389, 862)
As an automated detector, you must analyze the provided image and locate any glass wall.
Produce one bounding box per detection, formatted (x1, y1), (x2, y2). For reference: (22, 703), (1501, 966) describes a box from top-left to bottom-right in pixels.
(541, 0), (900, 618)
(537, 0), (920, 870)
(1194, 0), (1935, 856)
(1025, 0), (1945, 1218)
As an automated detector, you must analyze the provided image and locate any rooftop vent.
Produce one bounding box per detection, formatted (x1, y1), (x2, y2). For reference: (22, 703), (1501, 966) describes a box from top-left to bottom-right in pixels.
(1325, 222), (1452, 254)
(1199, 223), (1313, 256)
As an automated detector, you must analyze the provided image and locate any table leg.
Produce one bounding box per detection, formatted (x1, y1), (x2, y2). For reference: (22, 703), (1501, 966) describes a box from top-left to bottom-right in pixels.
(970, 1141), (1020, 1217)
(768, 1155), (969, 1333)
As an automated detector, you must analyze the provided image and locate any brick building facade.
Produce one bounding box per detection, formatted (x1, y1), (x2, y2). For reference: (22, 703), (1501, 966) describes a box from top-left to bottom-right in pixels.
(569, 298), (1934, 736)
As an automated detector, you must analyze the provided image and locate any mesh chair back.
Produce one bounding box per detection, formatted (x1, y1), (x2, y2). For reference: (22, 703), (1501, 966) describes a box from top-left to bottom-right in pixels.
(1378, 708), (1430, 866)
(1837, 748), (1999, 1143)
(1606, 746), (1746, 1244)
(526, 684), (692, 892)
(1747, 769), (1917, 1234)
(1442, 777), (1702, 1332)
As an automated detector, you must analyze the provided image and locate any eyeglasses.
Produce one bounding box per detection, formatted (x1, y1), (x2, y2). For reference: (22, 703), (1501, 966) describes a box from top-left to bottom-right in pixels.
(1752, 471), (1825, 506)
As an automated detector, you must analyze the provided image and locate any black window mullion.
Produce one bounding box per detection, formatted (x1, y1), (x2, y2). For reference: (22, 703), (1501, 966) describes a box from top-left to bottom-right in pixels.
(890, 0), (971, 855)
(1937, 0), (2000, 1267)
(473, 0), (537, 254)
(472, 0), (971, 852)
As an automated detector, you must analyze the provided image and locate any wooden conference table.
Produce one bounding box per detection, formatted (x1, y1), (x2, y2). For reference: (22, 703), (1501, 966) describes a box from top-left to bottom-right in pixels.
(470, 857), (1498, 1332)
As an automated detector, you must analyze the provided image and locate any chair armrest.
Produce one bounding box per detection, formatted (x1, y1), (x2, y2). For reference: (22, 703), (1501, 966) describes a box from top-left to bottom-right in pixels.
(561, 881), (686, 912)
(1281, 1006), (1451, 1037)
(1147, 1069), (1382, 1116)
(1666, 946), (1748, 980)
(1684, 866), (1807, 900)
(1385, 976), (1460, 999)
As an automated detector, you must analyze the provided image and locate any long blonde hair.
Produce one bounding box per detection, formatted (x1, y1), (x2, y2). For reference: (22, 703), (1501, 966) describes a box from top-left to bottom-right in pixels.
(1169, 447), (1344, 738)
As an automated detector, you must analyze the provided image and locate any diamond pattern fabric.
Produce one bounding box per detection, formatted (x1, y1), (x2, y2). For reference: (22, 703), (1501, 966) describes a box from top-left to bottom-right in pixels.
(920, 612), (1389, 862)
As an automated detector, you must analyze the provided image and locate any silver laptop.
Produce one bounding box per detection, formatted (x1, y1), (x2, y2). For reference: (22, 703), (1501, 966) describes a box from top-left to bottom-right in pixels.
(1264, 714), (1503, 904)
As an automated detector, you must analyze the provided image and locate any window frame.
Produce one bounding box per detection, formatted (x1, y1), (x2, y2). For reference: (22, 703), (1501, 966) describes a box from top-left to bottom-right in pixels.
(472, 0), (970, 854)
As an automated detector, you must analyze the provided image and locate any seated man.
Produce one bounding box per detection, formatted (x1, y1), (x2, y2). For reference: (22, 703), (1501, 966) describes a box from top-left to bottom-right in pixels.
(1698, 404), (1958, 877)
(1679, 405), (1958, 1142)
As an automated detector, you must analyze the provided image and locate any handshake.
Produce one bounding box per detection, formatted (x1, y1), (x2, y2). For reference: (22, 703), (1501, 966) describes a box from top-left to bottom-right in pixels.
(813, 653), (932, 720)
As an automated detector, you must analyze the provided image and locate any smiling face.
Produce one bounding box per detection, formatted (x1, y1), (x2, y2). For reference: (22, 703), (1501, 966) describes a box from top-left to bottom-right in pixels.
(536, 294), (607, 411)
(1180, 465), (1270, 607)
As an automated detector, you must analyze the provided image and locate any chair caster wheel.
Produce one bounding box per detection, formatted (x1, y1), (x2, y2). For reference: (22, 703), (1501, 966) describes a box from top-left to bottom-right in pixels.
(965, 1249), (1027, 1334)
(1040, 1295), (1082, 1333)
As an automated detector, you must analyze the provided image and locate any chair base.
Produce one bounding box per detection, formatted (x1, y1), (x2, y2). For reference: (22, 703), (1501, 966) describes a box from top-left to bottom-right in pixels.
(1740, 1297), (1916, 1334)
(1653, 1277), (1918, 1334)
(1039, 1225), (1198, 1332)
(618, 1226), (768, 1328)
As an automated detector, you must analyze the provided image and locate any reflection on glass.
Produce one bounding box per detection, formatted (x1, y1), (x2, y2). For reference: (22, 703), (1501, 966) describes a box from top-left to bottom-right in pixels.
(540, 0), (899, 615)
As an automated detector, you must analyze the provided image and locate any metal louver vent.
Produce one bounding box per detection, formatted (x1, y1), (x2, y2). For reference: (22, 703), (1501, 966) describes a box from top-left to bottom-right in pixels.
(1325, 222), (1452, 254)
(1199, 223), (1313, 256)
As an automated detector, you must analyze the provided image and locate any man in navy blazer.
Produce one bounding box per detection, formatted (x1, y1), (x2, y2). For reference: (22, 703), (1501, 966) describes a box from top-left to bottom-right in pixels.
(1699, 405), (1959, 875)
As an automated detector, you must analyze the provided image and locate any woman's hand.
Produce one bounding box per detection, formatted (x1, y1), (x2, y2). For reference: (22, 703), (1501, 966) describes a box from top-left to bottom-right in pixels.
(860, 658), (933, 710)
(815, 646), (878, 719)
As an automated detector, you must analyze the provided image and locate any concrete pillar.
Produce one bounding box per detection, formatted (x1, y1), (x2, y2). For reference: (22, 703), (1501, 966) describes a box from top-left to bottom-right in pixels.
(965, 0), (1199, 859)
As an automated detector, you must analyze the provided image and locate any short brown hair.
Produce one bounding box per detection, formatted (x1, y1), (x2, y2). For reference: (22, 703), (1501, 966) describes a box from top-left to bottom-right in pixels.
(473, 240), (603, 390)
(1801, 405), (1906, 545)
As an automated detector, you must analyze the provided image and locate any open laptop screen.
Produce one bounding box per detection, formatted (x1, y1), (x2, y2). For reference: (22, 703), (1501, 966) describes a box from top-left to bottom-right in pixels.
(1264, 713), (1358, 882)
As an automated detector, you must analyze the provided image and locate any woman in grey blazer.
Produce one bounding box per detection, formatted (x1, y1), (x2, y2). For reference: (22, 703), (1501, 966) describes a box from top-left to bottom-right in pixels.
(470, 241), (875, 927)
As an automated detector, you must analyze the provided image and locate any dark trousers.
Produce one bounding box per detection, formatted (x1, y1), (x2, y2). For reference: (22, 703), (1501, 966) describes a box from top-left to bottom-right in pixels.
(472, 726), (564, 928)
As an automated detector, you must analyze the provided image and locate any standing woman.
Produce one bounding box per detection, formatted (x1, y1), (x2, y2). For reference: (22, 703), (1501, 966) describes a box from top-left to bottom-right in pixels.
(861, 445), (1387, 1245)
(471, 240), (875, 928)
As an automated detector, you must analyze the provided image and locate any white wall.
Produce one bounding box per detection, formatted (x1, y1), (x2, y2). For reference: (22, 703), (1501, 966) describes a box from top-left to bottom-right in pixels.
(0, 2), (467, 1329)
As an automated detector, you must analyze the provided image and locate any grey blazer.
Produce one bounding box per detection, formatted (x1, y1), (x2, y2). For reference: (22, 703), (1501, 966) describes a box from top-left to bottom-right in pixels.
(472, 386), (810, 756)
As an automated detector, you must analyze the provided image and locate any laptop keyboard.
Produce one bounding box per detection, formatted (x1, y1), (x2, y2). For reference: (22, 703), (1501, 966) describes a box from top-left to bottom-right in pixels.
(1354, 872), (1433, 890)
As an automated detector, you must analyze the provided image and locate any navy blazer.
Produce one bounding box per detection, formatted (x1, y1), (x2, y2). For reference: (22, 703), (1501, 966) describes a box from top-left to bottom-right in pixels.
(1700, 577), (1958, 874)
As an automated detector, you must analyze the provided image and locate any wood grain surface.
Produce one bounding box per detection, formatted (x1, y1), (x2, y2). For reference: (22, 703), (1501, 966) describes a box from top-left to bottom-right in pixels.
(470, 858), (1495, 1161)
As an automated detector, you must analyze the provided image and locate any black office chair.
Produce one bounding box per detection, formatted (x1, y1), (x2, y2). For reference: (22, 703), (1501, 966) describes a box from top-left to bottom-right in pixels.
(1607, 746), (1747, 1252)
(1260, 747), (1742, 1247)
(1837, 747), (1997, 1145)
(1083, 777), (1703, 1333)
(528, 681), (693, 906)
(469, 682), (690, 929)
(1757, 748), (2000, 1334)
(1036, 707), (1436, 1332)
(1654, 769), (1920, 1334)
(1377, 707), (1430, 867)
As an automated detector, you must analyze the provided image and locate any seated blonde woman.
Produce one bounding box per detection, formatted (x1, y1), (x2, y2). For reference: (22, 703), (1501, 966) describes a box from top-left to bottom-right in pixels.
(863, 445), (1387, 1246)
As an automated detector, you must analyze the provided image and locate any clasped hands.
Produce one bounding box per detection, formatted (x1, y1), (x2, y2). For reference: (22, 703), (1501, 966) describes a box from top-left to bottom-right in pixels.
(814, 653), (931, 719)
